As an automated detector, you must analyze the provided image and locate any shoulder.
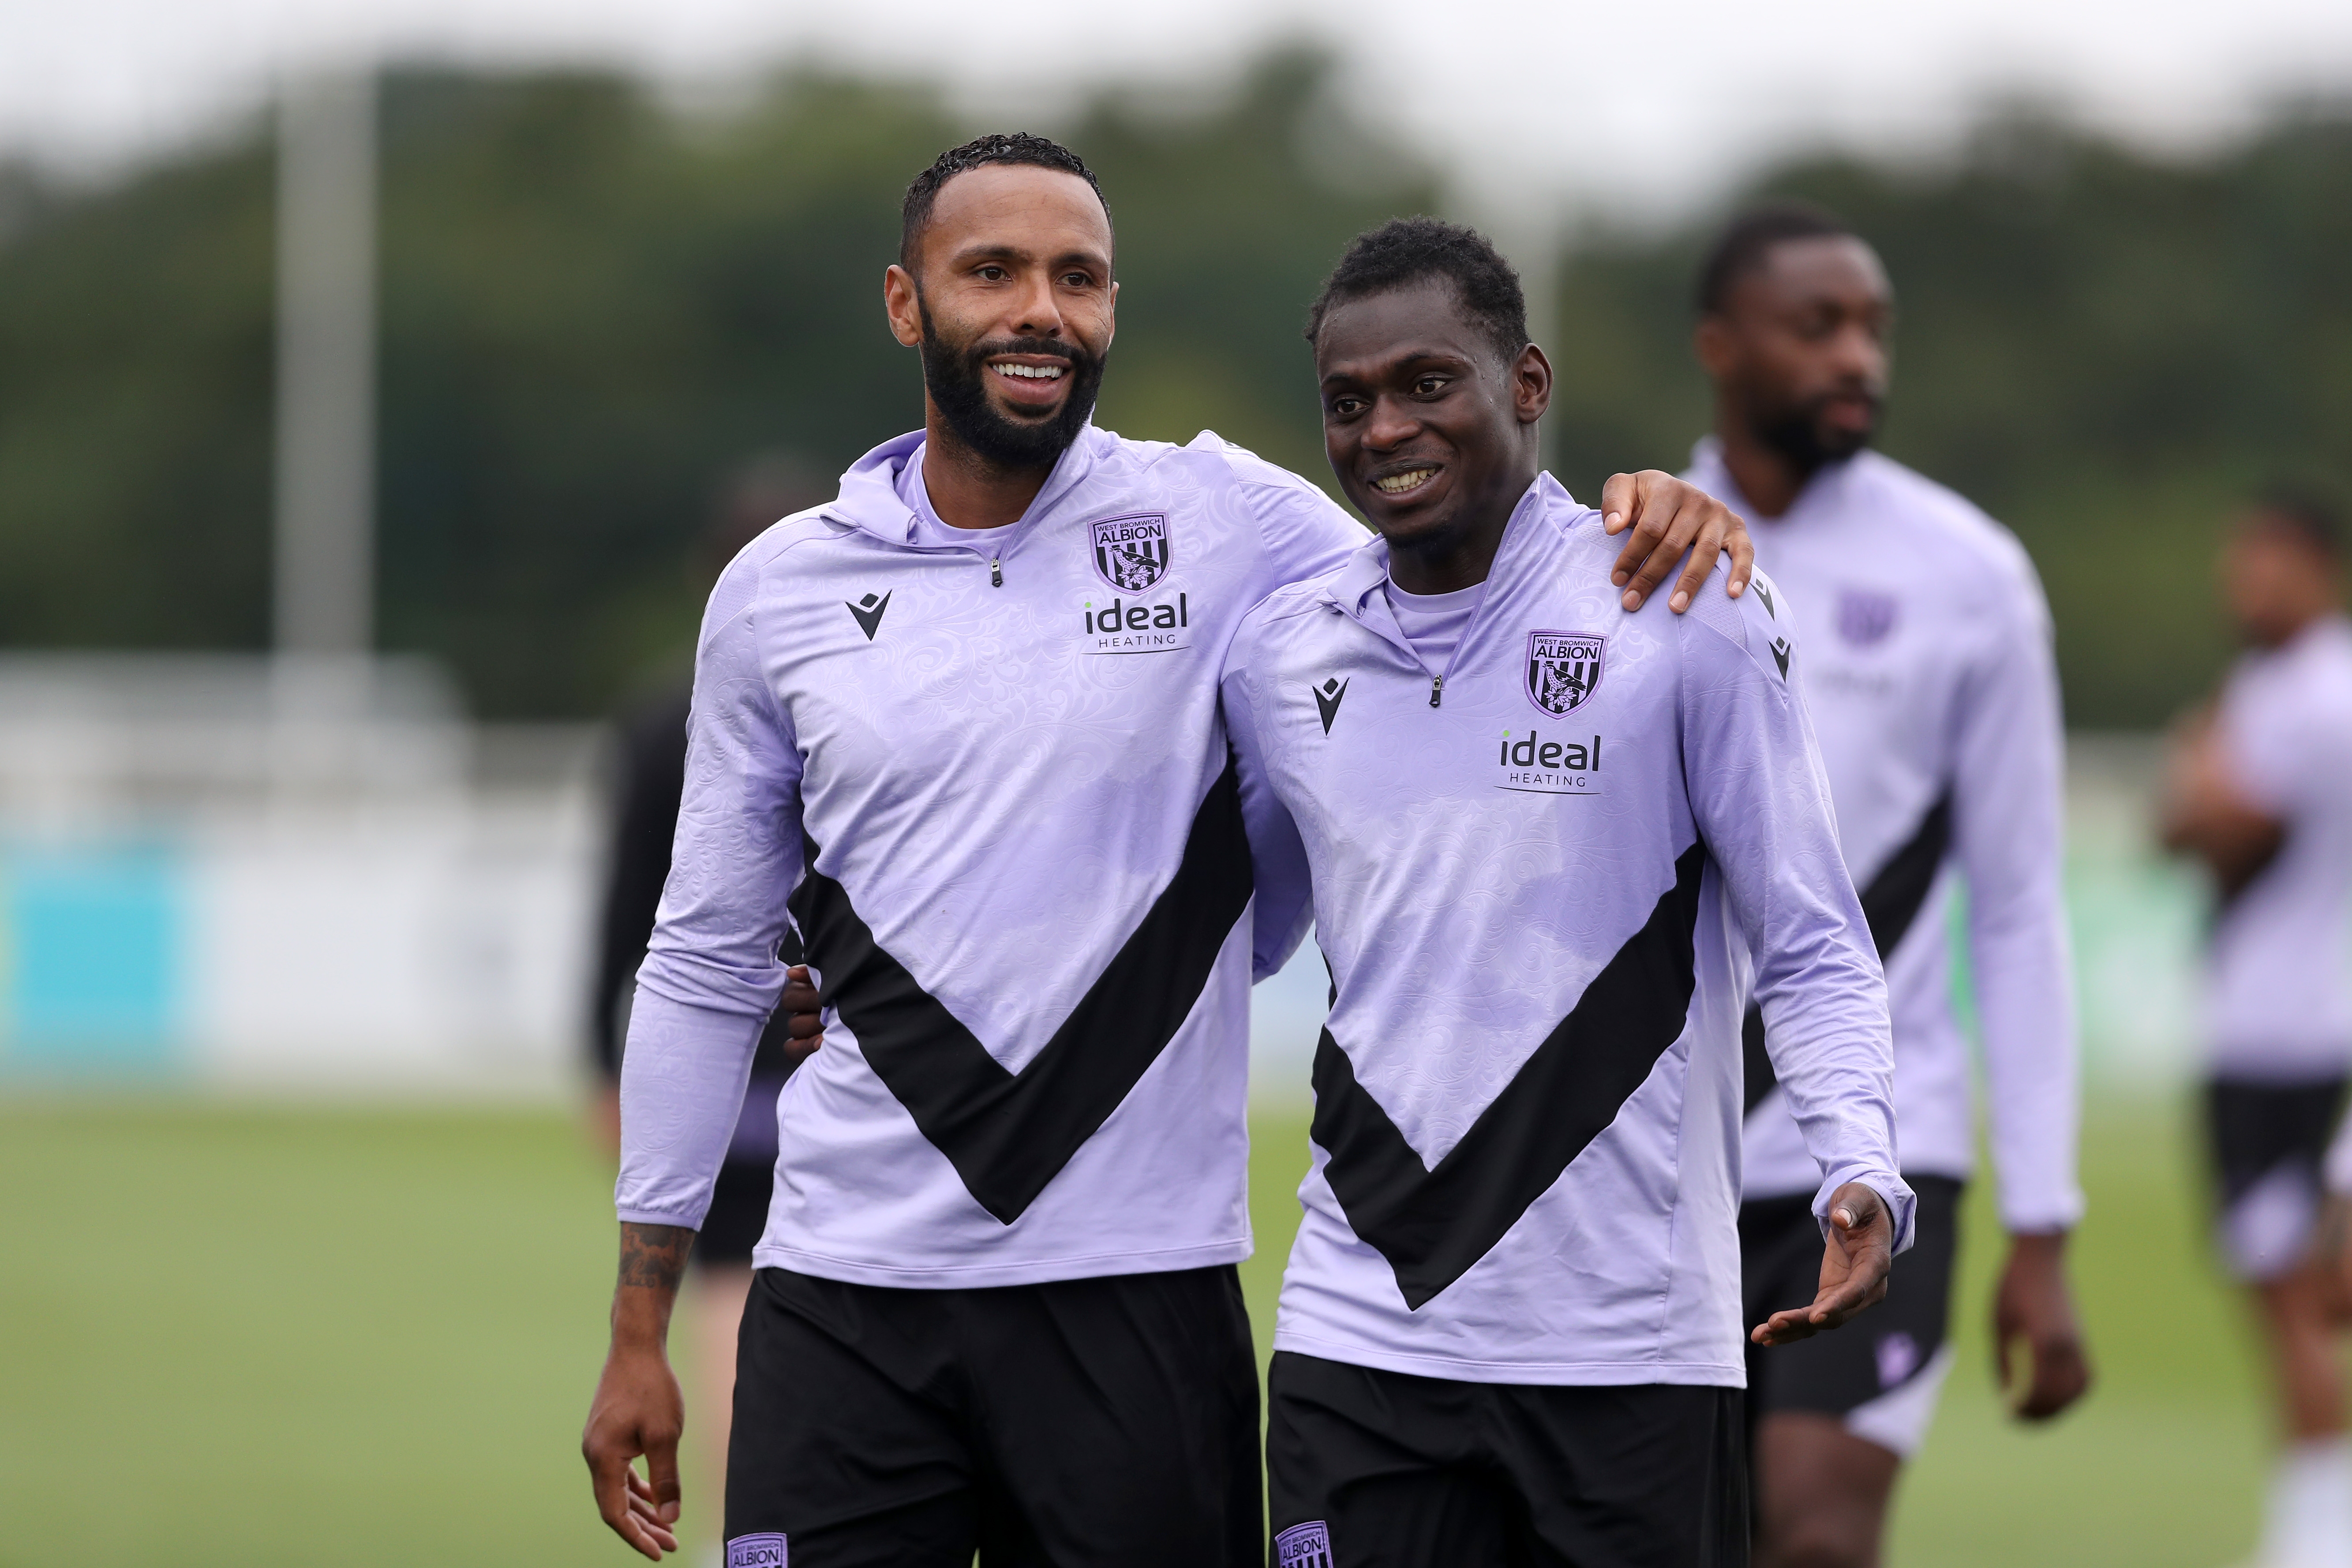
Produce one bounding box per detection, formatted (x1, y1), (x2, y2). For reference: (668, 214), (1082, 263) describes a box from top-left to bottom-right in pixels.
(1852, 453), (2046, 618)
(1228, 572), (1345, 671)
(703, 508), (843, 628)
(1680, 554), (1799, 695)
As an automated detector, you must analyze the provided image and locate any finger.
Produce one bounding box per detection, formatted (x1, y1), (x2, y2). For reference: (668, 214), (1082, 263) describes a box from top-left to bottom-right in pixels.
(1600, 472), (1637, 536)
(1668, 512), (1723, 614)
(1751, 1307), (1825, 1346)
(647, 1431), (684, 1528)
(1608, 475), (1669, 588)
(1616, 505), (1690, 610)
(1725, 525), (1754, 599)
(588, 1442), (667, 1560)
(785, 1009), (824, 1040)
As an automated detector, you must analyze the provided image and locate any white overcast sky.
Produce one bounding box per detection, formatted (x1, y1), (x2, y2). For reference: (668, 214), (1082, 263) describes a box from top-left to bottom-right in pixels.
(5, 0), (2352, 220)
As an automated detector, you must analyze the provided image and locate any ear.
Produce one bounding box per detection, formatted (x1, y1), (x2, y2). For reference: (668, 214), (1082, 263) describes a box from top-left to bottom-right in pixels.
(1513, 342), (1553, 427)
(883, 264), (924, 349)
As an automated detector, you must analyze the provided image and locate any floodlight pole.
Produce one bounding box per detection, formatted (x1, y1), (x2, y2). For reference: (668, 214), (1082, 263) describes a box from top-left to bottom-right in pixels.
(273, 67), (378, 661)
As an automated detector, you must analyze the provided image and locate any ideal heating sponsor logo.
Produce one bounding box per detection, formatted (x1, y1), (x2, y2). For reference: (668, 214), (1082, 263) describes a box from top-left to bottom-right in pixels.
(1496, 726), (1603, 795)
(1081, 593), (1191, 655)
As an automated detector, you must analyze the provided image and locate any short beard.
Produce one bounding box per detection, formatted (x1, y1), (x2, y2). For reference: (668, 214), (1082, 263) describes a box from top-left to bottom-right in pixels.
(917, 297), (1105, 472)
(1750, 391), (1878, 475)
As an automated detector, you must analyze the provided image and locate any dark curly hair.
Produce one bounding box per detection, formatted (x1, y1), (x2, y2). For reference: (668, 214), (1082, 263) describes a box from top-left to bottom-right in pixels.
(1304, 217), (1530, 365)
(900, 132), (1110, 272)
(1695, 201), (1857, 316)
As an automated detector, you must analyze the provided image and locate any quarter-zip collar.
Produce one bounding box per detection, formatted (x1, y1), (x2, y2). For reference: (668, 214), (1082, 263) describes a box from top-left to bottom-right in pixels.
(827, 423), (1110, 564)
(1318, 472), (1578, 707)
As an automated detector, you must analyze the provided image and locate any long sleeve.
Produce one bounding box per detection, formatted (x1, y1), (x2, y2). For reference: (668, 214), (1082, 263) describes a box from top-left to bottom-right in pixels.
(615, 554), (805, 1230)
(1953, 561), (2084, 1232)
(1221, 632), (1315, 982)
(1681, 584), (1914, 1250)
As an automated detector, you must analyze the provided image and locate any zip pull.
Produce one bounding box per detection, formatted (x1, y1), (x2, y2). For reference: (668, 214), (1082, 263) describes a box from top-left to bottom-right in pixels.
(990, 556), (1003, 587)
(1430, 675), (1444, 708)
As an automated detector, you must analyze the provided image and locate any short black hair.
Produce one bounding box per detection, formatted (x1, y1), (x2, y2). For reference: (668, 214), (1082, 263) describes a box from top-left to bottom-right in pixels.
(2247, 480), (2347, 561)
(1304, 217), (1530, 365)
(899, 132), (1109, 272)
(1696, 201), (1858, 316)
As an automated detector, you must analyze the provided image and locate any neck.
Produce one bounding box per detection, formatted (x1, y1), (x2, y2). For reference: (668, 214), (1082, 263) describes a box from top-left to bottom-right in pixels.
(1386, 465), (1535, 596)
(2253, 601), (2339, 651)
(918, 401), (1058, 531)
(1712, 404), (1812, 520)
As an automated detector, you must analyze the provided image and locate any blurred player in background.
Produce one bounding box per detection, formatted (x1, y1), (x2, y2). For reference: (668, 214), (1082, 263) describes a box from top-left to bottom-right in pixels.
(580, 132), (1753, 1566)
(1683, 204), (2092, 1568)
(2162, 487), (2352, 1568)
(588, 454), (830, 1556)
(1236, 217), (1909, 1568)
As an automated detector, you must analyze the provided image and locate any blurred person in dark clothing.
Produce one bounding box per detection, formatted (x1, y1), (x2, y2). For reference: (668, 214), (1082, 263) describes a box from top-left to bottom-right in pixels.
(2163, 486), (2352, 1568)
(589, 453), (831, 1555)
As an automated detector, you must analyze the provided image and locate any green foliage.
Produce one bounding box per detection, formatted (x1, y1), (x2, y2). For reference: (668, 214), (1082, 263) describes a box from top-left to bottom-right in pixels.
(1550, 115), (2352, 726)
(1, 60), (2346, 723)
(0, 55), (1428, 717)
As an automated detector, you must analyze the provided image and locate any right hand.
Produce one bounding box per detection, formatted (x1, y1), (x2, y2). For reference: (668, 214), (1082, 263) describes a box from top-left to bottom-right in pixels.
(583, 1338), (685, 1560)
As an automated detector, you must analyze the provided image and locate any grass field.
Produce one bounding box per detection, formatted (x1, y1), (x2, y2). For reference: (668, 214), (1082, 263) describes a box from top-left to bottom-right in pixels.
(0, 1095), (2284, 1567)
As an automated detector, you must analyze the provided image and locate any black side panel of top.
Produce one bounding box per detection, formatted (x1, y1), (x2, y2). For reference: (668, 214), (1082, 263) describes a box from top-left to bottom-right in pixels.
(789, 762), (1254, 1224)
(1313, 842), (1708, 1310)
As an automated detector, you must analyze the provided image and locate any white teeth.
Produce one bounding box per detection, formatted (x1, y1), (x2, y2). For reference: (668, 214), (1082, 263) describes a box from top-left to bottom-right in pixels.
(1375, 468), (1436, 494)
(993, 363), (1066, 380)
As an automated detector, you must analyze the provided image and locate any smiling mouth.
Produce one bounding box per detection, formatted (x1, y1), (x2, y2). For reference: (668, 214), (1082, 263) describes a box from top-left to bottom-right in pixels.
(991, 363), (1067, 382)
(1372, 467), (1438, 496)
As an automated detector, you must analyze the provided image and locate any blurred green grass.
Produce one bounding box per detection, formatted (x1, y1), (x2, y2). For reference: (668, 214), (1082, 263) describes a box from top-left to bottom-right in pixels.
(0, 1096), (2277, 1567)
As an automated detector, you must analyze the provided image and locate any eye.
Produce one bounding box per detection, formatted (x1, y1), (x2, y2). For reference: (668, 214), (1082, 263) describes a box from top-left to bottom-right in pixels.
(976, 264), (1009, 282)
(1061, 271), (1094, 288)
(1327, 395), (1365, 419)
(1413, 374), (1450, 397)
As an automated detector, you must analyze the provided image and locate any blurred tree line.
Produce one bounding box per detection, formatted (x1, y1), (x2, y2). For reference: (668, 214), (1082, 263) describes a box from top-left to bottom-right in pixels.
(0, 54), (2345, 723)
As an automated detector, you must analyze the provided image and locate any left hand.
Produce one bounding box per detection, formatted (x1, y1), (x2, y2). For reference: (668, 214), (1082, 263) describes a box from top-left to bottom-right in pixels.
(777, 964), (825, 1063)
(1992, 1230), (2093, 1420)
(1752, 1182), (1896, 1346)
(1599, 471), (1755, 614)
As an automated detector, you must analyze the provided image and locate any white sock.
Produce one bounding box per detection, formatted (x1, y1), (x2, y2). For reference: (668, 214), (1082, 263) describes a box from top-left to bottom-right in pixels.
(2264, 1437), (2352, 1568)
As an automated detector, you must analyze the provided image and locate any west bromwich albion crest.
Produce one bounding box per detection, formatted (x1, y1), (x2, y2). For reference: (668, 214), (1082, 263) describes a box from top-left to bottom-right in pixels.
(1525, 630), (1606, 716)
(1089, 513), (1172, 592)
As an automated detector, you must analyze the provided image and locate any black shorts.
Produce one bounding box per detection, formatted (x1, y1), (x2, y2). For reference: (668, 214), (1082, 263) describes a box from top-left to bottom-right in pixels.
(1739, 1176), (1961, 1453)
(2206, 1075), (2350, 1280)
(694, 1159), (773, 1269)
(1265, 1351), (1747, 1568)
(724, 1264), (1260, 1568)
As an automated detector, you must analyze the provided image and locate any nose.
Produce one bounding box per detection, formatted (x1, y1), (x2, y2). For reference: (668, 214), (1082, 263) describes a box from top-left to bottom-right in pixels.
(1831, 321), (1887, 387)
(1363, 392), (1421, 452)
(1009, 268), (1066, 341)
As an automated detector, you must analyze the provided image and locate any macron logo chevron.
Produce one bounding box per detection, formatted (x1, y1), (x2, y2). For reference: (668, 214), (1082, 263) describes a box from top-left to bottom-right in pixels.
(1770, 636), (1791, 678)
(846, 591), (891, 641)
(1313, 677), (1348, 735)
(1753, 580), (1776, 619)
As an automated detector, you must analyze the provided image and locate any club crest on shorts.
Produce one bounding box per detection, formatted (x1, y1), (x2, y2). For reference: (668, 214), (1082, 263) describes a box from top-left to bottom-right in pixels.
(1275, 1520), (1334, 1568)
(1836, 587), (1899, 647)
(1525, 630), (1607, 716)
(725, 1534), (786, 1567)
(1089, 512), (1172, 592)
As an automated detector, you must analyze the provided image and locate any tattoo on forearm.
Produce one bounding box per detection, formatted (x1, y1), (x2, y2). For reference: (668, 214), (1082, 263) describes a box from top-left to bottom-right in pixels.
(617, 1222), (693, 1291)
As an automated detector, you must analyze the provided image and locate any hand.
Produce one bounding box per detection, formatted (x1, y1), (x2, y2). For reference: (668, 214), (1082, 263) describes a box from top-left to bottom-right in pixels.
(1599, 471), (1755, 614)
(778, 963), (825, 1064)
(584, 1340), (685, 1559)
(1992, 1230), (2092, 1420)
(1751, 1182), (1896, 1346)
(583, 1224), (693, 1560)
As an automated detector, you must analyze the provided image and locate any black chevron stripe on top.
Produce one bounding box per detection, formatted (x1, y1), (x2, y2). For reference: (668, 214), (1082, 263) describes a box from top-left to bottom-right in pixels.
(1742, 791), (1955, 1115)
(787, 762), (1255, 1224)
(1314, 842), (1709, 1310)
